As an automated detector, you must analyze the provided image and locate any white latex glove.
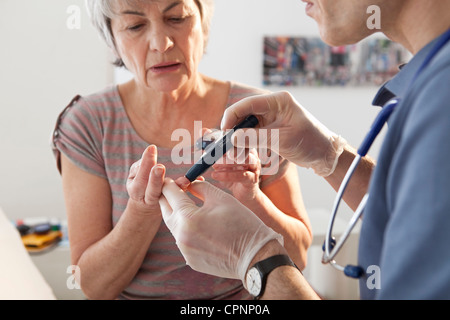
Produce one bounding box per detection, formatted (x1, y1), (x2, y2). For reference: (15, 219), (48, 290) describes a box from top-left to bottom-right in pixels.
(221, 91), (346, 177)
(159, 179), (283, 283)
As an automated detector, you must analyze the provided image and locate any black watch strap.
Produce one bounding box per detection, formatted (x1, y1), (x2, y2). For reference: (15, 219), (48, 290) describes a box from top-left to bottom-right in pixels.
(252, 254), (297, 298)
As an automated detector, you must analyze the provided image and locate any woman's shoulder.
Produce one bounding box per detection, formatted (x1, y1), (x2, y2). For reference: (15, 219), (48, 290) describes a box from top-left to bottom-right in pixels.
(228, 81), (271, 106)
(60, 85), (122, 120)
(79, 85), (121, 109)
(229, 81), (271, 95)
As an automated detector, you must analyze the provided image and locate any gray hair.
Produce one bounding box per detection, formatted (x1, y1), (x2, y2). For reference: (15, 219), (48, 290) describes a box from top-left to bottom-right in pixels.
(85, 0), (215, 67)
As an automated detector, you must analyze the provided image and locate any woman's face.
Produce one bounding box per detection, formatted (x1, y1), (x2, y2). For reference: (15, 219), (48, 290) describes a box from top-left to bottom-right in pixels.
(111, 0), (205, 93)
(303, 0), (378, 46)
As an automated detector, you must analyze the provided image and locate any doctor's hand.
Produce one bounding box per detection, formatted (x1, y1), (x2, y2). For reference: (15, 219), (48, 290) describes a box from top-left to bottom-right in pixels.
(221, 91), (346, 177)
(159, 179), (283, 283)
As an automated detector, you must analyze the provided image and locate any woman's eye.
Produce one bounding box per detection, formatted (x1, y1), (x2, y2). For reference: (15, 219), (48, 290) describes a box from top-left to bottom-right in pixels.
(128, 24), (144, 31)
(168, 16), (187, 24)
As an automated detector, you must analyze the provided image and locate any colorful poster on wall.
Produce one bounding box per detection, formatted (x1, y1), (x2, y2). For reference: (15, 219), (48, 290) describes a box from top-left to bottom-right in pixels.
(263, 36), (410, 87)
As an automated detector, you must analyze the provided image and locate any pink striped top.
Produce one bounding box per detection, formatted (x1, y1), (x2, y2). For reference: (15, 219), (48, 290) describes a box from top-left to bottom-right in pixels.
(52, 82), (288, 300)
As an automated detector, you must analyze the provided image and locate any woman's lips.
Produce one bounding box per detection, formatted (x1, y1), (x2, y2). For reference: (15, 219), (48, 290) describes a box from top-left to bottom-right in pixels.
(150, 62), (182, 74)
(304, 1), (314, 16)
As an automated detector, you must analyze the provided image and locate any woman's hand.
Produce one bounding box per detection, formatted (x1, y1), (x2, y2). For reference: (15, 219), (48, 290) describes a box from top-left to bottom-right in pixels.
(211, 148), (261, 203)
(127, 145), (166, 216)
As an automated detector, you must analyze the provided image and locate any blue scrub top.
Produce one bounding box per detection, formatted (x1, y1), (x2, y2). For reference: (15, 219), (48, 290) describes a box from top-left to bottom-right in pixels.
(358, 30), (450, 299)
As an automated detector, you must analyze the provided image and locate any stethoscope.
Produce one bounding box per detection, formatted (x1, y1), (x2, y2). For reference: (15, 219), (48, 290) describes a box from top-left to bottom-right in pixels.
(322, 28), (450, 279)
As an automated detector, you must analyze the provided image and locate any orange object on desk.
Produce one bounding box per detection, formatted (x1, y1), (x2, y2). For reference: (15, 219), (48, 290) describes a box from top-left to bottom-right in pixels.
(21, 230), (62, 252)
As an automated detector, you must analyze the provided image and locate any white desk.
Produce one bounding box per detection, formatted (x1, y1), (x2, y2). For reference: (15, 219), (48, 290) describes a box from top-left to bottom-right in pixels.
(29, 242), (86, 300)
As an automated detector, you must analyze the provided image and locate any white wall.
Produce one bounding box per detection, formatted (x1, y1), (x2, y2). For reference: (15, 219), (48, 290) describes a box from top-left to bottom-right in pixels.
(0, 0), (112, 221)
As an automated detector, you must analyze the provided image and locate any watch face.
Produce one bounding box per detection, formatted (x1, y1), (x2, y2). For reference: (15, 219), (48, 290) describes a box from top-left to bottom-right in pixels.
(246, 268), (262, 297)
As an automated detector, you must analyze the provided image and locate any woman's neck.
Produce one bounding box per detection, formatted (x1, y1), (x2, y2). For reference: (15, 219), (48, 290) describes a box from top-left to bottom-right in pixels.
(118, 74), (230, 147)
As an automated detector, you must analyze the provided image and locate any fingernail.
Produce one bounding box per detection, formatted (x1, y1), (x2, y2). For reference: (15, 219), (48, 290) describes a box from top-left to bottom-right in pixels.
(153, 165), (164, 177)
(175, 176), (191, 190)
(146, 144), (157, 154)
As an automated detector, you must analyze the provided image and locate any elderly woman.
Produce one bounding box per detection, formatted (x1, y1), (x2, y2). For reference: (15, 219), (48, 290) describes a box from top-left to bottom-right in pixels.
(52, 0), (312, 300)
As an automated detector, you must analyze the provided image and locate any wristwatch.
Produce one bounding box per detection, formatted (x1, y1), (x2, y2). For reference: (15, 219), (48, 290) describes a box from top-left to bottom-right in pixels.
(245, 254), (296, 299)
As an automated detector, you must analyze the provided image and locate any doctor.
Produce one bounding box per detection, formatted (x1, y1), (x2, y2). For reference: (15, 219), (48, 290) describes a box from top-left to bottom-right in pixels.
(158, 0), (450, 299)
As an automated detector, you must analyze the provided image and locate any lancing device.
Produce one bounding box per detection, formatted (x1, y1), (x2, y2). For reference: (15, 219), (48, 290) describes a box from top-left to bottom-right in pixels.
(185, 115), (259, 182)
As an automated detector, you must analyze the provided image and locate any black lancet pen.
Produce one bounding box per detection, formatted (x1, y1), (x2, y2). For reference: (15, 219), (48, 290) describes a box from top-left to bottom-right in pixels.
(185, 115), (259, 182)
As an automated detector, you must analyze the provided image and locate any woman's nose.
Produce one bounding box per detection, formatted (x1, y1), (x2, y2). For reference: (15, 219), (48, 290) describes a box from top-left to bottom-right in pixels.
(149, 27), (174, 53)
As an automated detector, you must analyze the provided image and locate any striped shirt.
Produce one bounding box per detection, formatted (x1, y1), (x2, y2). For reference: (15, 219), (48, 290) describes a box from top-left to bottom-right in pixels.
(52, 82), (288, 300)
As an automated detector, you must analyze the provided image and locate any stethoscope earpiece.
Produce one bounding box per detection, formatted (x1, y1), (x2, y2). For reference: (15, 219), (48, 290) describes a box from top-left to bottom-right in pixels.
(322, 237), (336, 253)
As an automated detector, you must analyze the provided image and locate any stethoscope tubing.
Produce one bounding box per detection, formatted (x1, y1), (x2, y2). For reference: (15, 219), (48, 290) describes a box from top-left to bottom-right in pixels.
(323, 99), (398, 266)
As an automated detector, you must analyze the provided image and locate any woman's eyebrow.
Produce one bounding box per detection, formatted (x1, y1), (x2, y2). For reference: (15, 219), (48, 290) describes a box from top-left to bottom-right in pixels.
(163, 1), (183, 13)
(120, 1), (182, 16)
(120, 10), (145, 16)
